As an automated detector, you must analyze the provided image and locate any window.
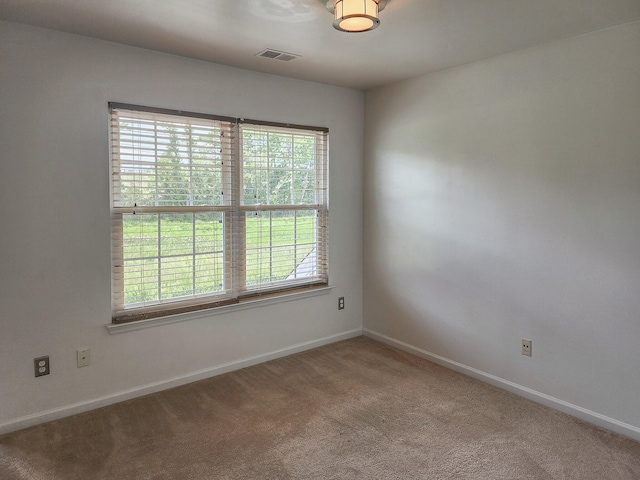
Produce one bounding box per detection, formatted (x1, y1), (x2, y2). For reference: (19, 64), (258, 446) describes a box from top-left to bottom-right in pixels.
(109, 103), (328, 324)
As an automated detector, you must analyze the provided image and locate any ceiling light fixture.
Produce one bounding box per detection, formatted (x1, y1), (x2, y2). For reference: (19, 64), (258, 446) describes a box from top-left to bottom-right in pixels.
(326, 0), (387, 33)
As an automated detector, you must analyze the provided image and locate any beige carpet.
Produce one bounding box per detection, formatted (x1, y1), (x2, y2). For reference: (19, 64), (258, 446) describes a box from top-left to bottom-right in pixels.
(1, 337), (639, 479)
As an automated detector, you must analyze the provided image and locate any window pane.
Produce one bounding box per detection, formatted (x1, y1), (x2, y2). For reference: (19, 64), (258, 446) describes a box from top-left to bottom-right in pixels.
(123, 215), (159, 304)
(245, 210), (318, 287)
(115, 116), (225, 208)
(194, 213), (224, 294)
(242, 128), (318, 206)
(124, 257), (158, 305)
(195, 253), (224, 295)
(269, 133), (293, 169)
(293, 169), (316, 204)
(121, 212), (225, 306)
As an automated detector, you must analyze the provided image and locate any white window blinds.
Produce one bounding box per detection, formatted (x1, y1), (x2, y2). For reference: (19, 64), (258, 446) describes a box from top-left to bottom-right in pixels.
(110, 103), (328, 324)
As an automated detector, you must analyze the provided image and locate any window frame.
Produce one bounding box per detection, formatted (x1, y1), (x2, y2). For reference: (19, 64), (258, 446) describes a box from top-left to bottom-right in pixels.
(109, 103), (329, 324)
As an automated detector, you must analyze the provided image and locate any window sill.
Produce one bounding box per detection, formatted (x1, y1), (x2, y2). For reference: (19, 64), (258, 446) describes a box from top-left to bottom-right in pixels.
(106, 285), (334, 335)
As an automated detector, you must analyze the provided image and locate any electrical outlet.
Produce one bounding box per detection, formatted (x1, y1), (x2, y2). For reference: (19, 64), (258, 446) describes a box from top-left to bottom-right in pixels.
(521, 339), (532, 357)
(34, 356), (50, 377)
(77, 349), (91, 368)
(338, 296), (345, 310)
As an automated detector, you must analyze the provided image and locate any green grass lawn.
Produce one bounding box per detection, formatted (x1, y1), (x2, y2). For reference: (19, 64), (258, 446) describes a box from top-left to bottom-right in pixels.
(122, 211), (317, 305)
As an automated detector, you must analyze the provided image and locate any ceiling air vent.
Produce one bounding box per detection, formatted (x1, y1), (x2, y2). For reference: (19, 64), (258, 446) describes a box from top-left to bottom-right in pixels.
(257, 49), (300, 62)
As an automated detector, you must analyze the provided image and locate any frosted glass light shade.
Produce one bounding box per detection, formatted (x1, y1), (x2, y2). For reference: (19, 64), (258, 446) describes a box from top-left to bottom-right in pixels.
(333, 0), (380, 32)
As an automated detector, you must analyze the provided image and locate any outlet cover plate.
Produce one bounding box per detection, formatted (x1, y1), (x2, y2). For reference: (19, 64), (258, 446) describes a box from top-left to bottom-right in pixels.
(521, 339), (532, 357)
(77, 349), (91, 368)
(34, 356), (50, 377)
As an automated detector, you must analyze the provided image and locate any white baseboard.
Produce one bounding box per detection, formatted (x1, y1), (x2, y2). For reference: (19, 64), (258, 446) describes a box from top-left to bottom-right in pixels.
(363, 328), (640, 442)
(0, 328), (362, 435)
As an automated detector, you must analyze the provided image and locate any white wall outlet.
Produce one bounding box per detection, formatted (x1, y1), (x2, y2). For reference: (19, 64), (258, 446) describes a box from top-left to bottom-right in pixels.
(521, 339), (532, 357)
(77, 349), (91, 368)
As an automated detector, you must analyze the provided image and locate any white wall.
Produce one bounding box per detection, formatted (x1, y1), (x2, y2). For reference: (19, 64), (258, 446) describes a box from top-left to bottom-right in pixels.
(364, 21), (640, 438)
(0, 22), (363, 432)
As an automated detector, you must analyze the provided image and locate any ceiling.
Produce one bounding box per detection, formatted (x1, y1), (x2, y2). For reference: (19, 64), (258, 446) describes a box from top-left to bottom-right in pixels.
(1, 0), (639, 90)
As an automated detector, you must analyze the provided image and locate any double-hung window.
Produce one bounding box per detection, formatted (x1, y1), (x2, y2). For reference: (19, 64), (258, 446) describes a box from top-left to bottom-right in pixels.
(109, 103), (328, 324)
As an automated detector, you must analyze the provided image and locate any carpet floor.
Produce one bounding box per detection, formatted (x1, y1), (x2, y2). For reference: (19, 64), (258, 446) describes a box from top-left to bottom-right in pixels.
(1, 336), (639, 479)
